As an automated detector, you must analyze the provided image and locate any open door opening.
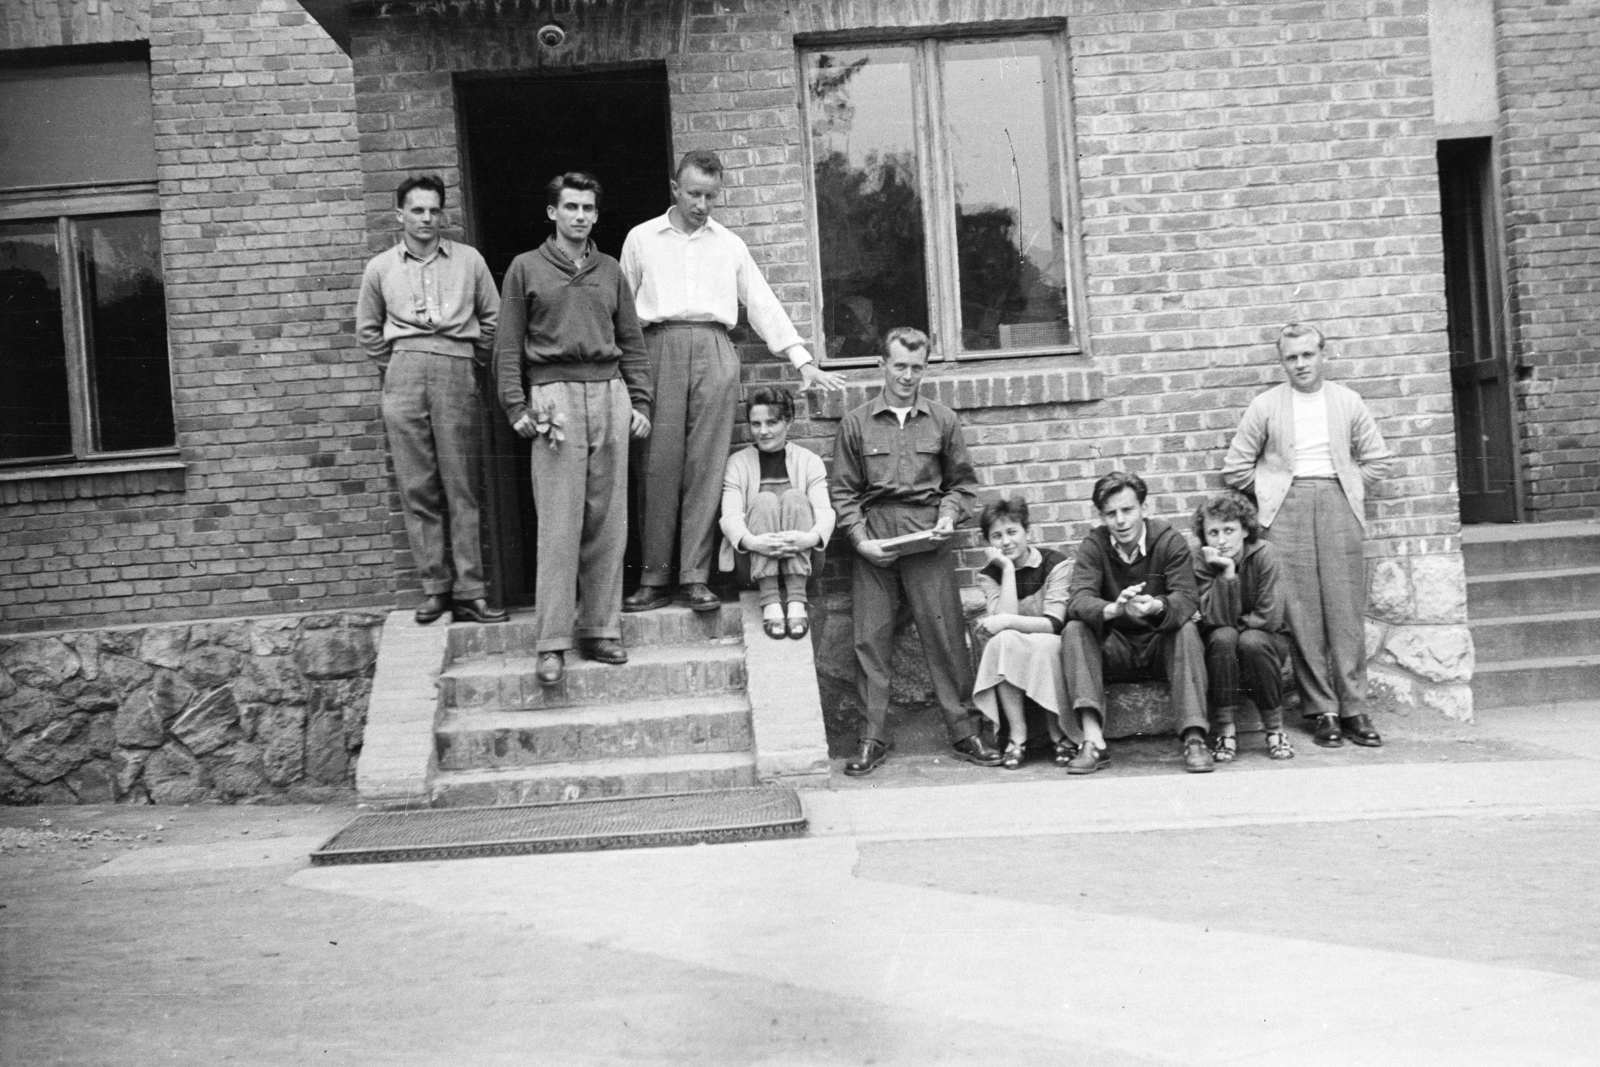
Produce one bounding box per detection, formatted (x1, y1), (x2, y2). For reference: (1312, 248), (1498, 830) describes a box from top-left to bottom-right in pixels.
(1439, 137), (1520, 525)
(458, 67), (673, 607)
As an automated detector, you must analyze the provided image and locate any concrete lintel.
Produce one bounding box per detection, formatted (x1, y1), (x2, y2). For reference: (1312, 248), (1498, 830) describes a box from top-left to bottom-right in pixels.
(739, 592), (831, 786)
(355, 609), (448, 808)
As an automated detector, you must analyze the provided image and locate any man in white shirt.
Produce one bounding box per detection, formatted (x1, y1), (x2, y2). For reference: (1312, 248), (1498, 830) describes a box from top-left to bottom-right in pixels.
(620, 150), (846, 613)
(1222, 323), (1393, 748)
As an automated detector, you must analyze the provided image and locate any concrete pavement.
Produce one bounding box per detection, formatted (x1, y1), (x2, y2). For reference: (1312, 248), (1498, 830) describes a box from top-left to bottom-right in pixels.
(4, 705), (1599, 1065)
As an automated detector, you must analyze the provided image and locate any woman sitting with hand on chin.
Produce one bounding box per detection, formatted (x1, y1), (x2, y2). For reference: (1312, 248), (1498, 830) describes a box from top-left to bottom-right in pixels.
(972, 497), (1075, 769)
(719, 387), (835, 639)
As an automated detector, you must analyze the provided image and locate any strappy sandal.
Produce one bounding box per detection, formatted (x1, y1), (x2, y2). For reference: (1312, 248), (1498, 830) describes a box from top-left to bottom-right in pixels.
(1265, 731), (1295, 760)
(762, 617), (787, 640)
(1001, 740), (1025, 770)
(1053, 738), (1078, 767)
(1211, 733), (1238, 763)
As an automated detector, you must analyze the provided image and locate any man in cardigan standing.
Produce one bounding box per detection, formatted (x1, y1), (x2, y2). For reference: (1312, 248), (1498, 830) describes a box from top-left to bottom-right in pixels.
(1061, 471), (1212, 774)
(495, 173), (652, 686)
(1222, 323), (1393, 748)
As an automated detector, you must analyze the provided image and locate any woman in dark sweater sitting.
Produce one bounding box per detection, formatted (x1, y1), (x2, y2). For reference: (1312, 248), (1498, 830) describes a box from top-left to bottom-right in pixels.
(1193, 490), (1295, 761)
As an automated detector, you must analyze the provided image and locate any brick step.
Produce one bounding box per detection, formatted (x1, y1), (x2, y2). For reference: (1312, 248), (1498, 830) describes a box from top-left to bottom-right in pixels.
(1466, 566), (1600, 619)
(1470, 654), (1600, 710)
(440, 643), (747, 712)
(1468, 610), (1600, 663)
(429, 751), (760, 807)
(1461, 520), (1600, 576)
(446, 603), (742, 662)
(434, 695), (754, 771)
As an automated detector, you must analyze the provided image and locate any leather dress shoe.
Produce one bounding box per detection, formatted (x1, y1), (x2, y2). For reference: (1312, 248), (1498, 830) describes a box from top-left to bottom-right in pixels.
(623, 586), (672, 613)
(414, 594), (448, 625)
(1340, 713), (1383, 748)
(951, 734), (1004, 767)
(1182, 734), (1215, 773)
(1313, 713), (1345, 748)
(675, 582), (721, 613)
(1065, 741), (1109, 775)
(451, 598), (508, 625)
(535, 651), (563, 686)
(843, 739), (889, 777)
(578, 638), (628, 665)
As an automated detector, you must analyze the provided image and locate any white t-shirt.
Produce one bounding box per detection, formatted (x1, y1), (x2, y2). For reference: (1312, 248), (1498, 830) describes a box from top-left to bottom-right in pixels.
(1291, 388), (1336, 477)
(887, 405), (913, 427)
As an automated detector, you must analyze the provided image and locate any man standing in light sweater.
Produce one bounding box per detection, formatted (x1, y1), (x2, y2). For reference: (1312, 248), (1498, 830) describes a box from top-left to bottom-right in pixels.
(357, 174), (504, 626)
(495, 173), (653, 685)
(1222, 323), (1393, 748)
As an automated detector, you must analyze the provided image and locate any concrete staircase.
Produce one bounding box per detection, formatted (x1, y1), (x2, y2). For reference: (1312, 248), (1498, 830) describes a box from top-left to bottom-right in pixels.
(429, 605), (760, 806)
(1464, 520), (1600, 711)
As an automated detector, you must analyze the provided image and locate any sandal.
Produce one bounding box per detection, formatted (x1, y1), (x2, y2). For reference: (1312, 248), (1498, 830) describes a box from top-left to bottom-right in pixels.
(762, 617), (787, 640)
(1001, 740), (1025, 770)
(1053, 738), (1078, 767)
(1211, 733), (1238, 763)
(1265, 731), (1295, 760)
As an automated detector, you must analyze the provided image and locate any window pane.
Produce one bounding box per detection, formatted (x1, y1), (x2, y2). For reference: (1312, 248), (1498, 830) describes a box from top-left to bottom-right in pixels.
(0, 61), (158, 190)
(805, 47), (929, 360)
(942, 38), (1072, 352)
(80, 214), (174, 453)
(0, 223), (72, 461)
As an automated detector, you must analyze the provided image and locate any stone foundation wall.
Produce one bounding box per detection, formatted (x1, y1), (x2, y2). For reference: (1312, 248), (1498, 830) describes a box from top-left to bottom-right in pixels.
(0, 612), (383, 805)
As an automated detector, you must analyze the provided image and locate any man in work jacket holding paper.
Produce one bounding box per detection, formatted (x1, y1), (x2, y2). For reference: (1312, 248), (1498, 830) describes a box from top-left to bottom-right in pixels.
(829, 327), (1003, 776)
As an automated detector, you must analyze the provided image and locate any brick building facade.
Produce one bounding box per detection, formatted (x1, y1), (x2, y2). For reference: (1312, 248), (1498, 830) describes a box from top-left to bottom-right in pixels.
(1, 0), (1596, 801)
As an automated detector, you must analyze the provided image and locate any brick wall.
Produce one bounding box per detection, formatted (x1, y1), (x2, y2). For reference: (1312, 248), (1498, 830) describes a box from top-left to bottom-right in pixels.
(0, 0), (146, 49)
(1496, 0), (1600, 521)
(0, 0), (385, 633)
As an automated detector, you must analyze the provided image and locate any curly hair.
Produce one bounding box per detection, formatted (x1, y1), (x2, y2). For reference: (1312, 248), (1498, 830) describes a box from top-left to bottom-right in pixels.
(744, 386), (796, 423)
(1192, 490), (1261, 544)
(979, 496), (1031, 538)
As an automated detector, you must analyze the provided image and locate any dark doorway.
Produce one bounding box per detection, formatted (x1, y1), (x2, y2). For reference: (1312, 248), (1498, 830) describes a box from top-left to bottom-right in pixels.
(457, 67), (673, 607)
(1439, 137), (1519, 525)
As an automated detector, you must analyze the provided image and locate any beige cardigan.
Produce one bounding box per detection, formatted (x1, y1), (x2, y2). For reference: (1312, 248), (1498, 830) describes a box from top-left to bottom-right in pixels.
(1221, 381), (1392, 532)
(718, 443), (836, 572)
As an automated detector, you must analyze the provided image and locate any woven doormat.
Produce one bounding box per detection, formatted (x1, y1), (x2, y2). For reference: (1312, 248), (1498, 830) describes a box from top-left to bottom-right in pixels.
(310, 786), (807, 865)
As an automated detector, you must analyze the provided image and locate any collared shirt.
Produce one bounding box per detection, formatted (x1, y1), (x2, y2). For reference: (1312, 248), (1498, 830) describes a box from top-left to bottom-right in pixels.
(619, 213), (809, 365)
(1111, 525), (1149, 566)
(829, 392), (978, 545)
(356, 239), (500, 364)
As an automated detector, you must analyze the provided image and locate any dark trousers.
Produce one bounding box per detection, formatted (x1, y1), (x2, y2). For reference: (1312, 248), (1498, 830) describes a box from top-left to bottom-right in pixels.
(380, 351), (485, 600)
(638, 323), (740, 587)
(1203, 626), (1292, 732)
(1263, 478), (1369, 718)
(852, 542), (977, 746)
(1060, 619), (1208, 734)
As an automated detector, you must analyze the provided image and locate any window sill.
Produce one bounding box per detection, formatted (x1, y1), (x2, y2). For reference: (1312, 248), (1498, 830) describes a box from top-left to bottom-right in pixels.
(0, 456), (186, 504)
(809, 355), (1102, 420)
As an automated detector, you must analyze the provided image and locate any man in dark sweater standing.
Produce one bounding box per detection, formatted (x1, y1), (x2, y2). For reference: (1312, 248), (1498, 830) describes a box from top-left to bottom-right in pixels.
(1061, 471), (1212, 774)
(494, 173), (653, 685)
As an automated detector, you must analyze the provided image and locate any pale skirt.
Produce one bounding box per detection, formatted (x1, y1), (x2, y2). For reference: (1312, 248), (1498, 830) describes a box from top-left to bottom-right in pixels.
(972, 628), (1068, 724)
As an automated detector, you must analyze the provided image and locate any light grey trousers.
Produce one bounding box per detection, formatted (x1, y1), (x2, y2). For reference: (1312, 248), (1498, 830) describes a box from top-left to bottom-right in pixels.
(638, 323), (740, 587)
(1263, 478), (1369, 719)
(380, 351), (485, 600)
(528, 378), (631, 653)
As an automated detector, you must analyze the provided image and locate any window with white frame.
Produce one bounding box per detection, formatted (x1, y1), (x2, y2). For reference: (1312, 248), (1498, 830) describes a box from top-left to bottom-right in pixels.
(0, 51), (175, 465)
(801, 30), (1080, 363)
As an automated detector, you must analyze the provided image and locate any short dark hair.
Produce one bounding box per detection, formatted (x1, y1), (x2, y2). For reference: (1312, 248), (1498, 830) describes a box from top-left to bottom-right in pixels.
(396, 174), (446, 209)
(980, 496), (1031, 538)
(1277, 321), (1325, 353)
(744, 386), (796, 424)
(1193, 490), (1261, 544)
(882, 326), (930, 357)
(674, 149), (723, 181)
(546, 171), (603, 209)
(1091, 471), (1147, 512)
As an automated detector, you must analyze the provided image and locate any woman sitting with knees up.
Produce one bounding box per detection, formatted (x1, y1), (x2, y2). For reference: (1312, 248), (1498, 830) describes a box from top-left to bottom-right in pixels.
(1193, 490), (1295, 762)
(972, 496), (1075, 770)
(718, 387), (835, 640)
